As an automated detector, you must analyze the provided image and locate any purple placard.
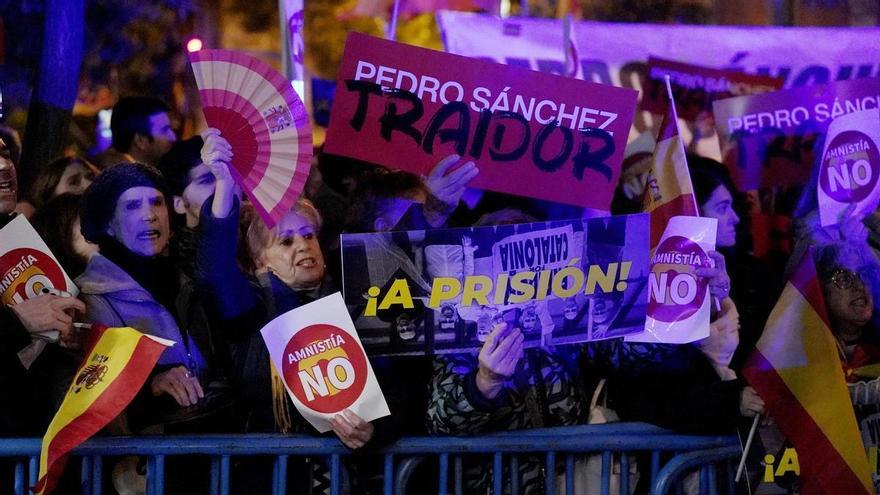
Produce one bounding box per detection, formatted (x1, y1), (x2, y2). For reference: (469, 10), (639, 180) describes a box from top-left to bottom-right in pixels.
(713, 77), (880, 190)
(642, 57), (783, 120)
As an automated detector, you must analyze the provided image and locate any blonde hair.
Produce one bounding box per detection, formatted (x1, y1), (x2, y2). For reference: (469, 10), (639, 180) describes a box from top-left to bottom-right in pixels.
(245, 198), (322, 267)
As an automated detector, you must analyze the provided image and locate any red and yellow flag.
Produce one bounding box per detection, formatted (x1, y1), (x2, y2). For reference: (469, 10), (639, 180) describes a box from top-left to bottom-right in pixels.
(643, 78), (698, 248)
(33, 325), (172, 495)
(743, 251), (873, 494)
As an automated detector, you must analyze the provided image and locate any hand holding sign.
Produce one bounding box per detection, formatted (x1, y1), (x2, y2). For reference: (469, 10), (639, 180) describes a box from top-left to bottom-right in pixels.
(329, 410), (375, 449)
(476, 322), (524, 400)
(10, 294), (85, 337)
(695, 251), (731, 303)
(260, 293), (390, 433)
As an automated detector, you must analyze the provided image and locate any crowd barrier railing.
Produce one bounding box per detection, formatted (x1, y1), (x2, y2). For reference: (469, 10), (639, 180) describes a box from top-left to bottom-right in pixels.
(0, 423), (741, 495)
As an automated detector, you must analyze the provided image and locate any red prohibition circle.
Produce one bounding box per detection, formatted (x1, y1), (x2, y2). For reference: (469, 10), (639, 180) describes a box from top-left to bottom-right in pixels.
(0, 248), (67, 305)
(281, 324), (368, 414)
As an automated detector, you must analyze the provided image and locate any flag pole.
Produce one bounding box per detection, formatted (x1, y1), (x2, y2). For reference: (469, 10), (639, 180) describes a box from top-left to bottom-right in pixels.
(735, 414), (760, 482)
(387, 0), (402, 40)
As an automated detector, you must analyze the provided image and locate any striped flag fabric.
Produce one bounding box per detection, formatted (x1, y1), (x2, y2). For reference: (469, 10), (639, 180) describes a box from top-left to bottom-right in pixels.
(643, 77), (699, 248)
(743, 251), (873, 494)
(33, 325), (173, 495)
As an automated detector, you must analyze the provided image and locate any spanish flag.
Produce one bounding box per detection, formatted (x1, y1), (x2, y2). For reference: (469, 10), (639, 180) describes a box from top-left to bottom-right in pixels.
(643, 76), (698, 248)
(33, 325), (173, 495)
(743, 251), (873, 494)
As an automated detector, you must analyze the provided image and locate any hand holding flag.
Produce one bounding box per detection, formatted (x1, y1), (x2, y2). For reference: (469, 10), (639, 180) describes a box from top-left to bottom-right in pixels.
(33, 325), (173, 495)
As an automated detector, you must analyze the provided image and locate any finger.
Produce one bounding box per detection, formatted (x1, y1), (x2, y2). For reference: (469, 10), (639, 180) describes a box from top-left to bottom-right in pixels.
(342, 410), (366, 429)
(482, 323), (504, 354)
(445, 167), (479, 193)
(174, 375), (199, 406)
(54, 310), (73, 327)
(428, 154), (461, 178)
(55, 297), (86, 313)
(694, 266), (719, 278)
(165, 380), (190, 406)
(707, 251), (726, 271)
(192, 375), (205, 399)
(332, 415), (355, 437)
(201, 128), (221, 139)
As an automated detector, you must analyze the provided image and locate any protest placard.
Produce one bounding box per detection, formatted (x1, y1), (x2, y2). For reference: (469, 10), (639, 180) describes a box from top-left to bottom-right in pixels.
(324, 32), (638, 210)
(260, 292), (390, 433)
(641, 57), (783, 121)
(1, 215), (78, 305)
(439, 11), (880, 92)
(340, 214), (649, 356)
(713, 77), (880, 190)
(627, 216), (716, 344)
(817, 108), (880, 227)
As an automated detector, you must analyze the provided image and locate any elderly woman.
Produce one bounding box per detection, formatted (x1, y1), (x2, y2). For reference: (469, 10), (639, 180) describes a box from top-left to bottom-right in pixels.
(193, 131), (378, 449)
(75, 163), (227, 430)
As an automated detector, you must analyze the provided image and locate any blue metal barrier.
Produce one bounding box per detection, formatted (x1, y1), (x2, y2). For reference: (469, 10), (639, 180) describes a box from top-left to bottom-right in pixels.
(652, 445), (743, 495)
(0, 423), (741, 495)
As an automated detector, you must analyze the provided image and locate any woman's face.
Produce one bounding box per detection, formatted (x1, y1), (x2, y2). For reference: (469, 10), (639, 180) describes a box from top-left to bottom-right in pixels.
(71, 217), (98, 260)
(108, 186), (170, 256)
(258, 210), (325, 290)
(823, 268), (874, 333)
(701, 185), (740, 248)
(54, 161), (95, 197)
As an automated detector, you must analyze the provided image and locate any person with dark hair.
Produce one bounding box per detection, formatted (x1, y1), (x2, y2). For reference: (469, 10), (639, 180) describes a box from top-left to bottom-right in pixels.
(27, 156), (98, 210)
(31, 193), (96, 279)
(1, 137), (86, 438)
(592, 154), (766, 437)
(108, 96), (177, 167)
(685, 154), (778, 370)
(76, 162), (229, 433)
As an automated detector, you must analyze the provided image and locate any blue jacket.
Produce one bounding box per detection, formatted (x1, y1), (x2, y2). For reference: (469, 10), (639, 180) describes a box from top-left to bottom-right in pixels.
(75, 254), (210, 380)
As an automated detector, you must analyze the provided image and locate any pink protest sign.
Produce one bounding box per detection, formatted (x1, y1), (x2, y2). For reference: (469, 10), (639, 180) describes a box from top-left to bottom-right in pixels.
(324, 33), (638, 209)
(713, 77), (880, 191)
(641, 57), (783, 121)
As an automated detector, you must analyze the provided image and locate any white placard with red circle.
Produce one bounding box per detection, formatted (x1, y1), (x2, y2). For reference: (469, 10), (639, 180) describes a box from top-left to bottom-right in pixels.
(818, 108), (880, 227)
(1, 215), (78, 306)
(260, 292), (390, 433)
(626, 215), (717, 344)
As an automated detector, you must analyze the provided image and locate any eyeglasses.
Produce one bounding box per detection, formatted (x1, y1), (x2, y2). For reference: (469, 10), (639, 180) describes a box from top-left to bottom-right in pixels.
(830, 268), (863, 290)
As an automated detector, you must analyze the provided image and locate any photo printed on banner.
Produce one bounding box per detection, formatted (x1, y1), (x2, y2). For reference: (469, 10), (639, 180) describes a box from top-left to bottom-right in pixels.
(341, 214), (649, 356)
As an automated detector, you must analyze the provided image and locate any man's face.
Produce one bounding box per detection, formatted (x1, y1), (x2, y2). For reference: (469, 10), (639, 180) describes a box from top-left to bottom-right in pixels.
(137, 112), (177, 164)
(175, 163), (215, 227)
(396, 314), (418, 340)
(0, 139), (16, 214)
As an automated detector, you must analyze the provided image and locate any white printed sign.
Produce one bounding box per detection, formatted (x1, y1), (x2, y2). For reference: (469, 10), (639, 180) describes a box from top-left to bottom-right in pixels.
(626, 216), (716, 344)
(1, 215), (78, 305)
(818, 108), (880, 227)
(260, 292), (390, 433)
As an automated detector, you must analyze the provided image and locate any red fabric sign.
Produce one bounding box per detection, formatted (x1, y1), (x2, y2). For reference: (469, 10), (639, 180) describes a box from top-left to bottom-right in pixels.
(325, 33), (638, 209)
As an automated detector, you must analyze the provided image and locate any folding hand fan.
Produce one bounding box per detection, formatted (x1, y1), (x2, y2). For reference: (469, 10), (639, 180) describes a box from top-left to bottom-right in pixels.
(188, 49), (312, 228)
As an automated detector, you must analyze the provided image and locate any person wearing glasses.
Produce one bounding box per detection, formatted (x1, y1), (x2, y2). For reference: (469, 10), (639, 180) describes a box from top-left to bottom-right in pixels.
(815, 243), (879, 381)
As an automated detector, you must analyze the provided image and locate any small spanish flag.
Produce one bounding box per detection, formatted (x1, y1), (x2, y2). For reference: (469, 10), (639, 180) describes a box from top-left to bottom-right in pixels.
(643, 76), (699, 249)
(744, 251), (873, 494)
(33, 325), (173, 495)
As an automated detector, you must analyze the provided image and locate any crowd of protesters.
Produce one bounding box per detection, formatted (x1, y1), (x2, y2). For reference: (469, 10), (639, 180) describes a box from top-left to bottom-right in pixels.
(2, 90), (880, 494)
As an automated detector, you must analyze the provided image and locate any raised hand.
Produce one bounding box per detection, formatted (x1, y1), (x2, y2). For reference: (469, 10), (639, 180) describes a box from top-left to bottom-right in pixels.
(200, 128), (236, 218)
(476, 322), (524, 400)
(423, 154), (479, 227)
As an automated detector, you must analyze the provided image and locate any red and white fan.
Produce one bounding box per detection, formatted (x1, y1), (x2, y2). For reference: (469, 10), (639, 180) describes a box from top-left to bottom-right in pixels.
(188, 49), (312, 228)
